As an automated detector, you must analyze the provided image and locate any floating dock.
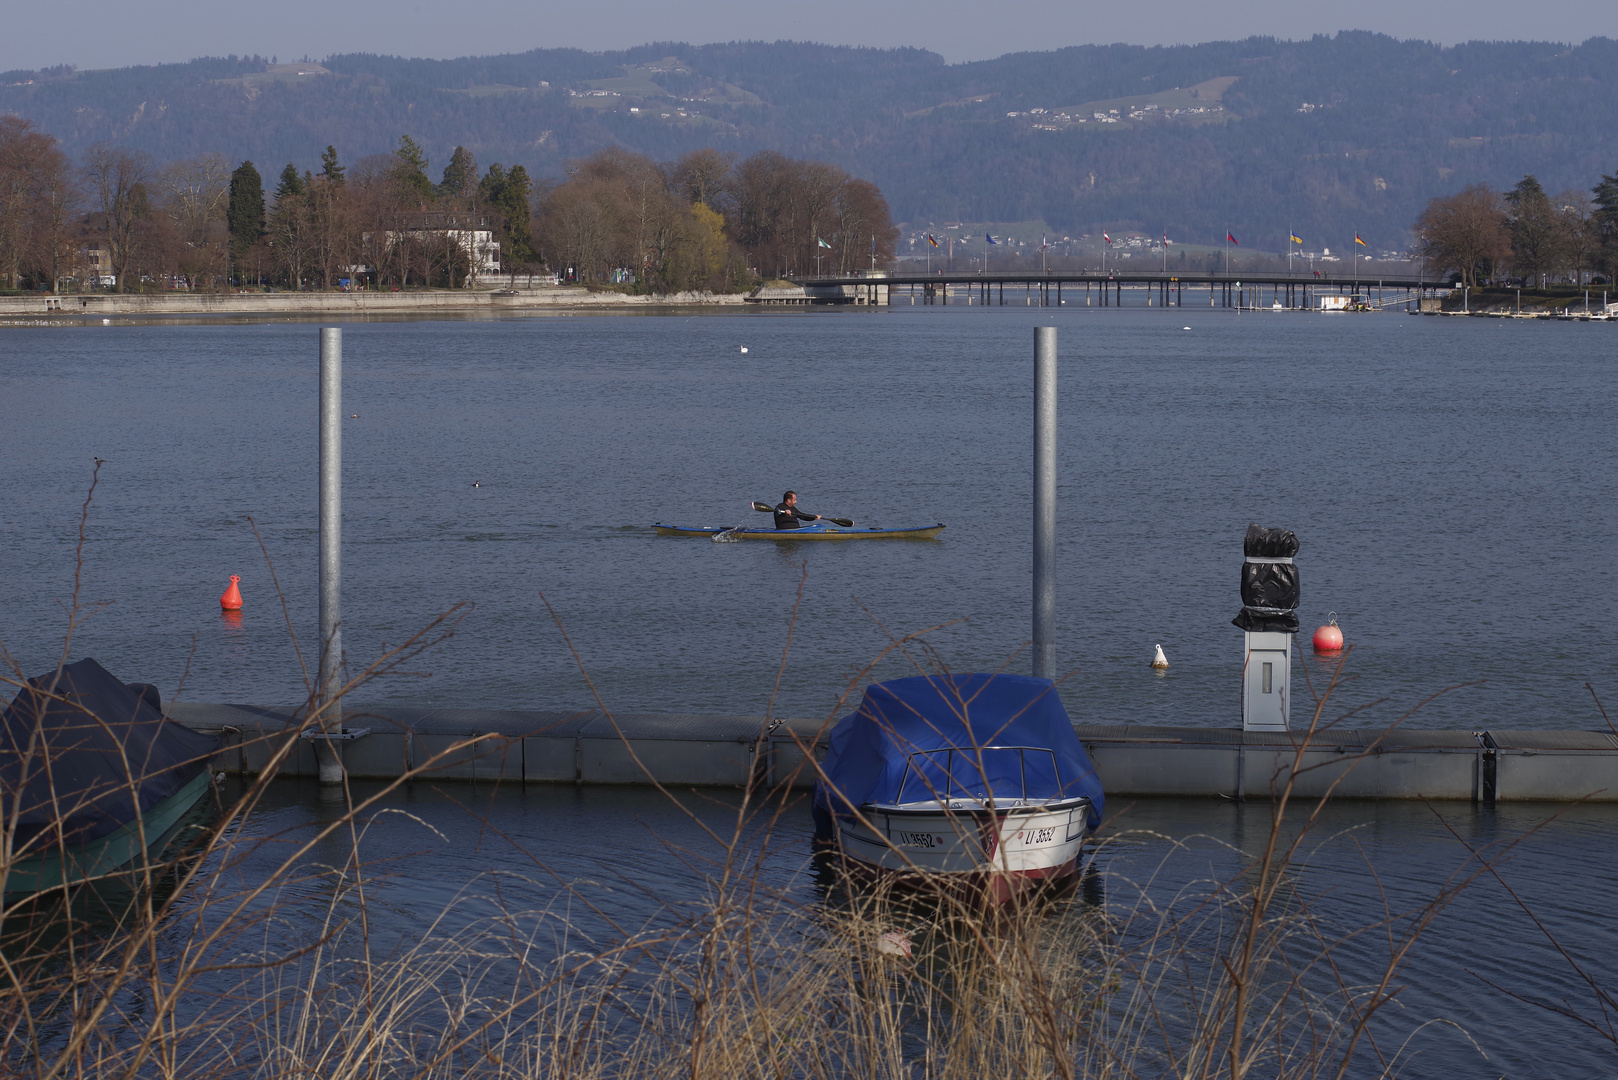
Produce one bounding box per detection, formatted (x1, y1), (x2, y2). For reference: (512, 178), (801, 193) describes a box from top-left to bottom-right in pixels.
(170, 705), (1618, 803)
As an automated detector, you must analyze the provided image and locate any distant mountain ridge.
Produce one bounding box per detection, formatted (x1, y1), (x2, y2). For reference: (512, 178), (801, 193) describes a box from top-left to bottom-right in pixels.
(4, 33), (1617, 246)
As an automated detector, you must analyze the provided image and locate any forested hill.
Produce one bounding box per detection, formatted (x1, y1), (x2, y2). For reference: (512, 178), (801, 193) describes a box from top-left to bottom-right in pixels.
(5, 33), (1617, 247)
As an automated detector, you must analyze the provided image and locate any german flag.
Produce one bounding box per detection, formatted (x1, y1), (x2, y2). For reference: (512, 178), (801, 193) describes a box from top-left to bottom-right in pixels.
(927, 234), (939, 247)
(1355, 234), (1368, 247)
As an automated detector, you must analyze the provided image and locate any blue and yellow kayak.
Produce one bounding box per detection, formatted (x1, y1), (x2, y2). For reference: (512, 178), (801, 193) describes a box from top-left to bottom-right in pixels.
(654, 521), (945, 541)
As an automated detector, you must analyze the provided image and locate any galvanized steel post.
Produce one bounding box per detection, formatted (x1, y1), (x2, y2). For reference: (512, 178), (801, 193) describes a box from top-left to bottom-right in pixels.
(1033, 326), (1057, 679)
(317, 327), (344, 783)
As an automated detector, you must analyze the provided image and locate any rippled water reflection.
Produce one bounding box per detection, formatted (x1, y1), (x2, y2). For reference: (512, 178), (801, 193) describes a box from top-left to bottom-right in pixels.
(3, 308), (1616, 730)
(189, 780), (1614, 1078)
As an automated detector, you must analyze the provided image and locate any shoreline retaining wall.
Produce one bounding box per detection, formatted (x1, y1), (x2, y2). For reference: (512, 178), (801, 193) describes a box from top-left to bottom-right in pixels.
(169, 704), (1618, 802)
(0, 288), (747, 320)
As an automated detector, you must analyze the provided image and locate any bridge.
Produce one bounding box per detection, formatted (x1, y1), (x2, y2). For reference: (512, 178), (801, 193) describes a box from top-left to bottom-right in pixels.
(782, 270), (1442, 310)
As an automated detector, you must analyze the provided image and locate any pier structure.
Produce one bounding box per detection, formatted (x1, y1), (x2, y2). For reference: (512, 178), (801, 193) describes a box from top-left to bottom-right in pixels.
(789, 270), (1440, 311)
(173, 704), (1618, 804)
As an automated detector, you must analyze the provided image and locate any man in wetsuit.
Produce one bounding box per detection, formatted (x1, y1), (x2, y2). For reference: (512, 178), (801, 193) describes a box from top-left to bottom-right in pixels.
(774, 491), (822, 530)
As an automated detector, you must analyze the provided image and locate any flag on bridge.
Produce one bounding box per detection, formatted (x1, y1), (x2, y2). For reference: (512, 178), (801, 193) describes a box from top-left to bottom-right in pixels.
(1291, 233), (1303, 245)
(1103, 232), (1113, 246)
(817, 237), (831, 249)
(1227, 232), (1239, 245)
(985, 233), (998, 245)
(1354, 233), (1367, 247)
(927, 234), (939, 247)
(1163, 232), (1170, 246)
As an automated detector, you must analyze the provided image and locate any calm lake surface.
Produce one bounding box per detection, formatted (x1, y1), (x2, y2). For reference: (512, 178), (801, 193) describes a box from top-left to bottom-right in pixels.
(2, 306), (1615, 729)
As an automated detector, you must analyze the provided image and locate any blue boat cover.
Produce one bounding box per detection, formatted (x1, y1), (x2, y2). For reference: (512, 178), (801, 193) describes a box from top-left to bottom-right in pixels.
(0, 658), (219, 850)
(814, 674), (1103, 833)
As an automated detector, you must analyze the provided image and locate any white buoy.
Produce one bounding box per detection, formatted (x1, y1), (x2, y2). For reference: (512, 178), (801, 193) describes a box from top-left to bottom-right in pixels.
(1151, 644), (1170, 669)
(1182, 326), (1191, 331)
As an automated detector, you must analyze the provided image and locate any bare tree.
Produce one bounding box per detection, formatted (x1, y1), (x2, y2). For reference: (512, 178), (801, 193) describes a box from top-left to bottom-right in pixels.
(1412, 183), (1509, 287)
(1553, 190), (1597, 287)
(35, 146), (79, 293)
(673, 148), (734, 210)
(82, 144), (150, 292)
(0, 117), (72, 290)
(160, 153), (232, 290)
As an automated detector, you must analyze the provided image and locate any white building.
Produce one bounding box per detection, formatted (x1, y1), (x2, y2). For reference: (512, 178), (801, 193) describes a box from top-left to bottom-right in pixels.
(374, 214), (503, 284)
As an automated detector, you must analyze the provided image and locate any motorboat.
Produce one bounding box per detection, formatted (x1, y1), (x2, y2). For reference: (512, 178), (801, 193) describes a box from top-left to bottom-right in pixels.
(813, 673), (1103, 901)
(2, 659), (219, 899)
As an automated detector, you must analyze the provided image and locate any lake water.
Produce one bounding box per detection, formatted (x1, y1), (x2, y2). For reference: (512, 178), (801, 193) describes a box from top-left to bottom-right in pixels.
(2, 306), (1615, 731)
(4, 307), (1617, 1075)
(212, 779), (1618, 1078)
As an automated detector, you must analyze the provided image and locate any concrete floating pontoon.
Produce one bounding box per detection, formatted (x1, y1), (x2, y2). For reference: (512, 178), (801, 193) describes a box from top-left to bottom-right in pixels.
(169, 705), (1618, 803)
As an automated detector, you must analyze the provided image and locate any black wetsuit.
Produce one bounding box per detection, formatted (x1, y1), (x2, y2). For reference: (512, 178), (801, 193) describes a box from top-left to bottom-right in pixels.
(774, 502), (819, 530)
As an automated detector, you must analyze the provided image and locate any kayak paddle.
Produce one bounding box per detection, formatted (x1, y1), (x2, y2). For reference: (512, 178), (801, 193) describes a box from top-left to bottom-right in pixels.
(751, 501), (854, 528)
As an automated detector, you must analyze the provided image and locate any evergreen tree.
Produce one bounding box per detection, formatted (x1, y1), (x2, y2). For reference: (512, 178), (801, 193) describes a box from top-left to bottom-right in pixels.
(439, 146), (477, 198)
(394, 135), (432, 200)
(1593, 171), (1618, 284)
(479, 162), (534, 264)
(501, 165), (534, 262)
(227, 160), (265, 255)
(274, 162), (304, 202)
(1504, 174), (1559, 284)
(320, 145), (345, 184)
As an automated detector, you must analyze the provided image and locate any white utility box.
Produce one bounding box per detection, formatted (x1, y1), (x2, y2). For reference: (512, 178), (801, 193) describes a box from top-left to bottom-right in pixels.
(1243, 631), (1292, 731)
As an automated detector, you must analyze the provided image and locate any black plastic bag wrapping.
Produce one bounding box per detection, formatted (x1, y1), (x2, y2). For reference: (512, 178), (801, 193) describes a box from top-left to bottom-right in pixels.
(1243, 523), (1299, 559)
(1232, 608), (1300, 634)
(1232, 522), (1300, 634)
(1241, 561), (1299, 610)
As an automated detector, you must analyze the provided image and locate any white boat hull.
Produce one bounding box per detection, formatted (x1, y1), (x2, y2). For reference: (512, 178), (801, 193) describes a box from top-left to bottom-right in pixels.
(833, 799), (1092, 897)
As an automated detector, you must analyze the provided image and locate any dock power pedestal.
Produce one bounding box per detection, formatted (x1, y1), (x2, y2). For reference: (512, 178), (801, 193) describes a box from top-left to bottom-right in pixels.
(1233, 524), (1301, 733)
(1242, 631), (1292, 731)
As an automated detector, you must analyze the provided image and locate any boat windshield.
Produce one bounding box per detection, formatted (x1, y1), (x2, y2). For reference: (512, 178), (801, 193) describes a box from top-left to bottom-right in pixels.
(892, 746), (1063, 805)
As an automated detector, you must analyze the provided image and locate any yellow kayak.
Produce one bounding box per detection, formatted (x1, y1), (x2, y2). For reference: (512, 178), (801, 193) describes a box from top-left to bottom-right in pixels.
(653, 522), (945, 540)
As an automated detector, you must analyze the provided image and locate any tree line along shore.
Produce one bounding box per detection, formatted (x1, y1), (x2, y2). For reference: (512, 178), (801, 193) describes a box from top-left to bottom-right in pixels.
(0, 118), (898, 297)
(3, 110), (1616, 302)
(1412, 172), (1618, 290)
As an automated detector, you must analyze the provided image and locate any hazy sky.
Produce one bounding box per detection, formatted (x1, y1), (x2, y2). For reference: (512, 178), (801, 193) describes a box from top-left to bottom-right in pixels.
(6, 0), (1616, 73)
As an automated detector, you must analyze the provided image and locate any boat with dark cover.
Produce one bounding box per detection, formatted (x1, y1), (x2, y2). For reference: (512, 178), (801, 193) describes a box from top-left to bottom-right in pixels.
(813, 673), (1103, 901)
(1, 658), (219, 897)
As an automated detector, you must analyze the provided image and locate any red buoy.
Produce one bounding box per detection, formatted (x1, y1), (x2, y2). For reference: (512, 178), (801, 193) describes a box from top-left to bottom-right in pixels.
(1312, 612), (1343, 653)
(220, 575), (243, 610)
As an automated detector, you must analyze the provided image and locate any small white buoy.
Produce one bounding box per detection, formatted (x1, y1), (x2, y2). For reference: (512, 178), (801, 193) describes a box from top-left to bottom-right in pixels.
(102, 318), (111, 325)
(1151, 644), (1170, 669)
(1181, 326), (1191, 331)
(739, 346), (748, 353)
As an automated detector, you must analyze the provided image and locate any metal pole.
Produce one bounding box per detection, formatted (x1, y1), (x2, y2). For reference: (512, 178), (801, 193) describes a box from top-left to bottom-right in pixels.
(1033, 326), (1057, 679)
(318, 327), (344, 783)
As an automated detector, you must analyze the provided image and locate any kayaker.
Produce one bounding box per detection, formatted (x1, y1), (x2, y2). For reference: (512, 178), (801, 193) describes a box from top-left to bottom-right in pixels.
(773, 491), (822, 530)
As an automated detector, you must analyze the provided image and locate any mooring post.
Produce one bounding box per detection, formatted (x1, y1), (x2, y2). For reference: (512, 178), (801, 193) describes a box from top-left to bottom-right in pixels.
(318, 326), (345, 783)
(1033, 326), (1057, 679)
